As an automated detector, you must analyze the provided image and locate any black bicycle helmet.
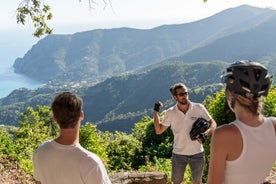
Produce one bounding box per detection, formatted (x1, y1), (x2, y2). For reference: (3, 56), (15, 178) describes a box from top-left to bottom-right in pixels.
(221, 60), (271, 99)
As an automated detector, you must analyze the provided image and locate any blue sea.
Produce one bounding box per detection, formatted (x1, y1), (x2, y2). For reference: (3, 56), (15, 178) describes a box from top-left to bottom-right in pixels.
(0, 30), (42, 99)
(0, 64), (42, 98)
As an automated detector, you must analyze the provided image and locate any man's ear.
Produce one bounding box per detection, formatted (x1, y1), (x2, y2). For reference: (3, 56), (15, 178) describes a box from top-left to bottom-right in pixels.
(80, 111), (84, 121)
(173, 95), (177, 101)
(53, 116), (58, 124)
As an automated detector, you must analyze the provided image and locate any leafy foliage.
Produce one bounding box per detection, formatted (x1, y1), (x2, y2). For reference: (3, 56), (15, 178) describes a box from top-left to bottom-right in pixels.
(207, 89), (235, 126)
(0, 129), (13, 156)
(13, 106), (58, 172)
(264, 86), (276, 117)
(16, 0), (112, 37)
(105, 131), (143, 171)
(138, 156), (172, 179)
(133, 115), (173, 159)
(17, 0), (53, 37)
(79, 123), (108, 162)
(1, 87), (276, 183)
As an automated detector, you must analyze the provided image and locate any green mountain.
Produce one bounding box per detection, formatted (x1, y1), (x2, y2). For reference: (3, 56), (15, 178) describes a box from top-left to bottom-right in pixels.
(0, 61), (226, 132)
(13, 5), (274, 84)
(84, 61), (226, 132)
(169, 11), (276, 62)
(2, 5), (276, 133)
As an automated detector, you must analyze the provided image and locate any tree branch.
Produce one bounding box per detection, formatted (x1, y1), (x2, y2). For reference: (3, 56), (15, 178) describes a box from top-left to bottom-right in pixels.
(16, 0), (111, 38)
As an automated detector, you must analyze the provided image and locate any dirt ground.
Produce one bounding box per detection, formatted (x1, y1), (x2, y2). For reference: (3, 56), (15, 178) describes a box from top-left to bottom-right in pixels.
(0, 156), (275, 183)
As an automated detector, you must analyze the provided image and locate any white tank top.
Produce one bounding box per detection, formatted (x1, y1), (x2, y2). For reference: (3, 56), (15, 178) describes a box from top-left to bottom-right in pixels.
(224, 118), (276, 184)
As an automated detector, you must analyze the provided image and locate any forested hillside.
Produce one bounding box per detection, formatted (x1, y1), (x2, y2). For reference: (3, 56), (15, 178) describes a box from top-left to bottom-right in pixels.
(84, 61), (226, 132)
(170, 12), (276, 63)
(2, 5), (276, 133)
(0, 61), (226, 132)
(13, 5), (275, 84)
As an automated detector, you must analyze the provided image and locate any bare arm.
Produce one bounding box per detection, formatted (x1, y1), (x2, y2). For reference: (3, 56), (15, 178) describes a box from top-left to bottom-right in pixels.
(207, 124), (242, 184)
(205, 118), (217, 136)
(207, 127), (227, 184)
(35, 181), (42, 184)
(153, 110), (169, 134)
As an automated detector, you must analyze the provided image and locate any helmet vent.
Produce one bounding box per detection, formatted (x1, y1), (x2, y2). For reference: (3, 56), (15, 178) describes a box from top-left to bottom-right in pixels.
(240, 79), (249, 90)
(261, 84), (269, 91)
(254, 68), (262, 81)
(254, 84), (259, 90)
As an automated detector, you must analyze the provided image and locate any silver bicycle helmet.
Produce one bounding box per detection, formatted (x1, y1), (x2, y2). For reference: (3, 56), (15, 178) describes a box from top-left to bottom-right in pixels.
(221, 60), (271, 99)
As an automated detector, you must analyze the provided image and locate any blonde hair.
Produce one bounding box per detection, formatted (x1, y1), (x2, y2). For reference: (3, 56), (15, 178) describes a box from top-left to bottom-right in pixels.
(227, 90), (263, 115)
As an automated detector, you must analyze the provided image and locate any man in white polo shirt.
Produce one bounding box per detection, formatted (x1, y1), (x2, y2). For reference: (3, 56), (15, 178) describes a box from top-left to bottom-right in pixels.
(153, 82), (216, 184)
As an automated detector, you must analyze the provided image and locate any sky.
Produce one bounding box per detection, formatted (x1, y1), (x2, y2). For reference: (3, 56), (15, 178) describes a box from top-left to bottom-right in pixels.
(1, 0), (276, 63)
(2, 0), (276, 33)
(0, 0), (276, 97)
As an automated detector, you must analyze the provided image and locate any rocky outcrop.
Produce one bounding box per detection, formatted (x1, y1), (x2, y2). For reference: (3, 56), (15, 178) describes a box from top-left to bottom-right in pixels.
(109, 171), (168, 184)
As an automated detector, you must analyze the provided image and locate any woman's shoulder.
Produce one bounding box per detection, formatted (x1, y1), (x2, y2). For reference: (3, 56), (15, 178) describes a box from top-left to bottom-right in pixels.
(216, 123), (239, 133)
(213, 123), (240, 140)
(212, 123), (242, 157)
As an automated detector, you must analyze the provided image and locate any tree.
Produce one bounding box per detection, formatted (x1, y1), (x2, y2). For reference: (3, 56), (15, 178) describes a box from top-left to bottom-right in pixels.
(105, 131), (143, 171)
(206, 89), (235, 126)
(13, 105), (58, 172)
(132, 115), (173, 160)
(17, 0), (53, 37)
(16, 0), (111, 38)
(0, 129), (13, 156)
(79, 122), (109, 163)
(263, 86), (276, 117)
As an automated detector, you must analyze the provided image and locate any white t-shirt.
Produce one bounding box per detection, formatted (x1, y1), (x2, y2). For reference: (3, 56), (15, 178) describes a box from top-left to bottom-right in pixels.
(224, 118), (276, 184)
(33, 140), (111, 184)
(161, 102), (212, 155)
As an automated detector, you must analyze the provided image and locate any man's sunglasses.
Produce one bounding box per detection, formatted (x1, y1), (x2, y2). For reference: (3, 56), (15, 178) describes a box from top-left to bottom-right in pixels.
(177, 92), (188, 96)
